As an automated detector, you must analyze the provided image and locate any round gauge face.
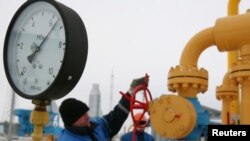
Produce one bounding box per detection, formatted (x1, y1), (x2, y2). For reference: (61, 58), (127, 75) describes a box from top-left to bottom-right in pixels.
(6, 1), (65, 96)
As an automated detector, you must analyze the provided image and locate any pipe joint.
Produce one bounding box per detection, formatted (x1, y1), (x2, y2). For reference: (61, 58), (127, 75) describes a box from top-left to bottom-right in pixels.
(230, 60), (250, 83)
(168, 65), (208, 95)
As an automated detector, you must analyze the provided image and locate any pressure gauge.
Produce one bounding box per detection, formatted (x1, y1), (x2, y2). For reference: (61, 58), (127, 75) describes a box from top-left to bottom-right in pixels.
(4, 0), (88, 100)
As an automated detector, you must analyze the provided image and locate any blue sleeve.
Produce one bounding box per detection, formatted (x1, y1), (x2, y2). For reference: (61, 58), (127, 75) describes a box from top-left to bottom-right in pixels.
(121, 132), (133, 141)
(102, 93), (131, 137)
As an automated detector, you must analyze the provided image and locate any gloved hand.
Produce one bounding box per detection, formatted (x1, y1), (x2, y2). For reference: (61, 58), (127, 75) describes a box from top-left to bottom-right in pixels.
(128, 76), (149, 94)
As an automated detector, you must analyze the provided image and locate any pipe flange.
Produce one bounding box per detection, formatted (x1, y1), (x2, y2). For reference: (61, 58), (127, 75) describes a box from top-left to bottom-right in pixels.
(230, 61), (250, 83)
(149, 94), (196, 139)
(168, 65), (208, 93)
(216, 85), (238, 100)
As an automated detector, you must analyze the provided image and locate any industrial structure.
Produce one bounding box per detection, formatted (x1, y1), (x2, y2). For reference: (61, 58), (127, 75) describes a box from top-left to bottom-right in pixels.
(148, 0), (250, 140)
(88, 84), (103, 118)
(3, 0), (250, 141)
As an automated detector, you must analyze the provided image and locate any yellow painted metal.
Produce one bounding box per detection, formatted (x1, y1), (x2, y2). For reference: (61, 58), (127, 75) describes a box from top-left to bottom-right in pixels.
(240, 80), (250, 125)
(168, 66), (208, 98)
(166, 6), (250, 127)
(168, 12), (250, 99)
(176, 12), (250, 64)
(214, 13), (250, 52)
(45, 135), (55, 141)
(149, 95), (196, 139)
(227, 0), (240, 124)
(30, 100), (50, 141)
(179, 27), (214, 66)
(228, 0), (240, 17)
(230, 45), (250, 124)
(240, 80), (250, 124)
(168, 28), (212, 98)
(216, 72), (238, 124)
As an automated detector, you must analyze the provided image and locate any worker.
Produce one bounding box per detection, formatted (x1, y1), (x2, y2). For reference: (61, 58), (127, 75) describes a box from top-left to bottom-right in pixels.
(57, 76), (147, 141)
(121, 113), (154, 141)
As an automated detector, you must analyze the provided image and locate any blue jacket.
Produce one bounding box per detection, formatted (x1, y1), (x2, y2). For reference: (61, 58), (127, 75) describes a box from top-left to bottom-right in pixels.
(121, 131), (154, 141)
(58, 95), (130, 141)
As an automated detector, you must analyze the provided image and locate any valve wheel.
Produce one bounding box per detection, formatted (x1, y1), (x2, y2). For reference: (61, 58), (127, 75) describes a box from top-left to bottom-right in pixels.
(119, 74), (153, 141)
(130, 85), (153, 128)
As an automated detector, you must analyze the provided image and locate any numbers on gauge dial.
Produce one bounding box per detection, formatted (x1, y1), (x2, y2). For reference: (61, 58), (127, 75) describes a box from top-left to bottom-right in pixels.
(14, 10), (65, 94)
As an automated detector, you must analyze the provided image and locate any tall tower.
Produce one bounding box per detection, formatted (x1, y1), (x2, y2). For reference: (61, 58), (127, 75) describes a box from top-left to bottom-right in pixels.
(110, 71), (114, 111)
(88, 84), (102, 118)
(7, 90), (15, 141)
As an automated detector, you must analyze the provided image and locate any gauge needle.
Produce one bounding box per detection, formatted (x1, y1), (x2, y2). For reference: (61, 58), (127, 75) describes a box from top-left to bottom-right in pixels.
(27, 19), (59, 63)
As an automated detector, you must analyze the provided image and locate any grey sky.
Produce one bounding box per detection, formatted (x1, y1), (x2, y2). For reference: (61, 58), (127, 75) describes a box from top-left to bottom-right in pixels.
(0, 0), (250, 128)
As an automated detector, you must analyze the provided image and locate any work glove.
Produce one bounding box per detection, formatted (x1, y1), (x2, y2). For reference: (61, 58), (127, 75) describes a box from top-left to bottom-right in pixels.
(128, 77), (149, 94)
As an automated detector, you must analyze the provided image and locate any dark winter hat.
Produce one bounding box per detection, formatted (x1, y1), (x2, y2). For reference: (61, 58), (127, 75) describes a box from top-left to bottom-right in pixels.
(59, 98), (89, 127)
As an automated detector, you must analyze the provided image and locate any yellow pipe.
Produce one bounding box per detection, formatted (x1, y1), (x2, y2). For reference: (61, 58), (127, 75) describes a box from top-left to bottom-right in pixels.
(221, 73), (233, 124)
(30, 100), (50, 141)
(228, 0), (240, 68)
(228, 0), (240, 124)
(228, 0), (240, 15)
(30, 109), (49, 141)
(180, 27), (215, 66)
(240, 80), (250, 124)
(170, 27), (214, 98)
(169, 12), (250, 99)
(46, 135), (55, 141)
(180, 12), (250, 66)
(222, 72), (231, 86)
(220, 73), (232, 125)
(216, 72), (238, 124)
(222, 98), (231, 124)
(214, 13), (250, 51)
(230, 45), (250, 124)
(239, 45), (250, 124)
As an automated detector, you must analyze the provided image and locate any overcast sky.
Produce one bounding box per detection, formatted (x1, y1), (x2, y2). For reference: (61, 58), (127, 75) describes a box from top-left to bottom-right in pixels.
(1, 0), (250, 128)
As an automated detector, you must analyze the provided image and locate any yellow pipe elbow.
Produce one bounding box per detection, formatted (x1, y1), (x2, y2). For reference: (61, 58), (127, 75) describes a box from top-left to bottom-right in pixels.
(169, 28), (214, 97)
(180, 27), (215, 66)
(169, 9), (250, 98)
(180, 12), (250, 67)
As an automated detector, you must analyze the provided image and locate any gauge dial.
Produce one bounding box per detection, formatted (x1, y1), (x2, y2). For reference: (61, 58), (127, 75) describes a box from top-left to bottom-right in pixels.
(4, 0), (88, 100)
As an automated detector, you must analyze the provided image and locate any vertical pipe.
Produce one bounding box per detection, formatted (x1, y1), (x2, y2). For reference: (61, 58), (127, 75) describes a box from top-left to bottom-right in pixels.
(240, 80), (250, 124)
(228, 0), (239, 68)
(33, 124), (43, 141)
(222, 99), (231, 124)
(228, 0), (240, 125)
(227, 112), (230, 124)
(216, 72), (237, 124)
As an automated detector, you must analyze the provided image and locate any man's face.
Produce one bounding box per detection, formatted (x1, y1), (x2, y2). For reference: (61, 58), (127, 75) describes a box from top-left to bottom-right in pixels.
(73, 112), (90, 127)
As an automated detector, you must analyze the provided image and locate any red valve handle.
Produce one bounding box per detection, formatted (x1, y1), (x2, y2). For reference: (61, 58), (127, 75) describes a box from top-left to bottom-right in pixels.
(120, 74), (153, 141)
(130, 85), (152, 127)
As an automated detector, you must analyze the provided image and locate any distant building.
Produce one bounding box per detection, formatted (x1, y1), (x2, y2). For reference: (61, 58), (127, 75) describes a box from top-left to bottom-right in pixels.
(88, 84), (103, 118)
